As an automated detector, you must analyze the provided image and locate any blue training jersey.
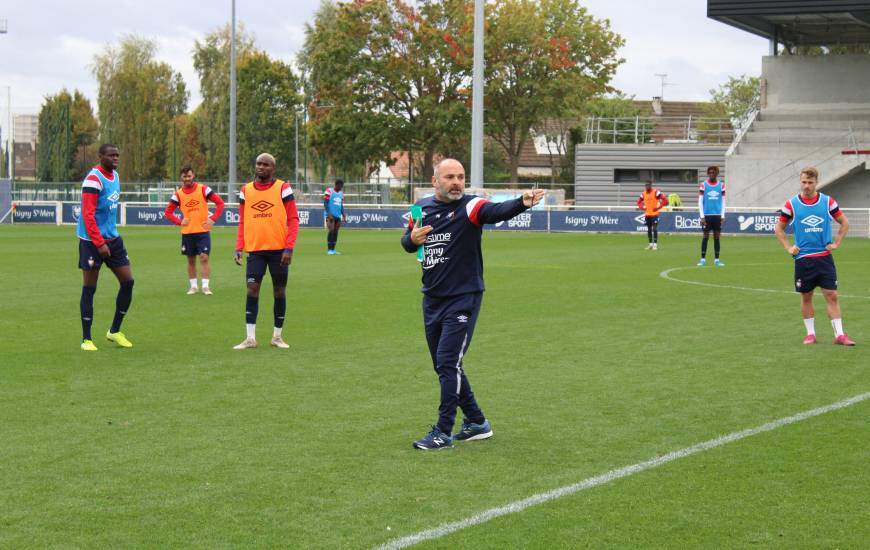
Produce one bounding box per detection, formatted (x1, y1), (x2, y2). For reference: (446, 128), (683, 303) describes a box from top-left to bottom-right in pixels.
(324, 188), (344, 218)
(783, 192), (838, 259)
(77, 166), (121, 241)
(400, 194), (528, 297)
(700, 179), (725, 216)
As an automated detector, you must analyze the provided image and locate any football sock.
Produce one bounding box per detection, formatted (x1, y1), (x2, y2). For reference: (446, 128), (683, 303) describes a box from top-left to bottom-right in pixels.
(274, 297), (286, 328)
(832, 318), (844, 337)
(652, 227), (658, 243)
(246, 323), (256, 339)
(80, 285), (97, 340)
(273, 326), (282, 338)
(245, 296), (259, 324)
(327, 232), (337, 251)
(701, 237), (709, 258)
(201, 278), (209, 289)
(804, 318), (815, 335)
(189, 278), (197, 289)
(110, 279), (134, 333)
(714, 238), (721, 259)
(647, 225), (653, 243)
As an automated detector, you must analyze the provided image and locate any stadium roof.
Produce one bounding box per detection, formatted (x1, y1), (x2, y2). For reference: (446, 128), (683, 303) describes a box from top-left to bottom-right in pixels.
(708, 1), (870, 46)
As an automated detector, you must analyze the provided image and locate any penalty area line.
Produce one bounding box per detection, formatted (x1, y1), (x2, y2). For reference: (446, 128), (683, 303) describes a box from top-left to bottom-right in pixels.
(374, 391), (870, 550)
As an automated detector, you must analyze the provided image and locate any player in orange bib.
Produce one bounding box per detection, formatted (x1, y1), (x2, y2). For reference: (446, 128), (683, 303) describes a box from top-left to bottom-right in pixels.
(636, 180), (668, 250)
(164, 165), (225, 294)
(232, 153), (300, 349)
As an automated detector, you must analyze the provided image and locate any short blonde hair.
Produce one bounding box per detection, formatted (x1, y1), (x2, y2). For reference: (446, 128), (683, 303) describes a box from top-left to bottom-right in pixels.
(800, 166), (819, 180)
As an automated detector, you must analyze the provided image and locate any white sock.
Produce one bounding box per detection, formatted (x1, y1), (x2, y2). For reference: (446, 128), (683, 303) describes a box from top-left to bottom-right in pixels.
(246, 323), (256, 339)
(831, 319), (844, 337)
(189, 278), (198, 289)
(273, 327), (282, 338)
(202, 278), (209, 289)
(803, 318), (815, 335)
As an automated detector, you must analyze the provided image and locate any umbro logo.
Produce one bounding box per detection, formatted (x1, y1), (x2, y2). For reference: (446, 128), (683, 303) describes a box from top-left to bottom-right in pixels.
(457, 315), (468, 323)
(250, 200), (274, 212)
(634, 214), (646, 224)
(185, 200), (201, 208)
(801, 215), (824, 228)
(707, 191), (720, 199)
(108, 191), (120, 202)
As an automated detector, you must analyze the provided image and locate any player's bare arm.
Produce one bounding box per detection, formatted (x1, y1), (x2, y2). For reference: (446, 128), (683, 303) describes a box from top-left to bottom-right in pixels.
(827, 212), (849, 250)
(774, 220), (799, 255)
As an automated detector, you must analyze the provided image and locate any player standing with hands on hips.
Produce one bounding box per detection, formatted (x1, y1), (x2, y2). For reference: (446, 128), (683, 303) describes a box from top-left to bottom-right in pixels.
(232, 153), (300, 350)
(164, 165), (225, 294)
(637, 180), (668, 250)
(775, 166), (855, 346)
(401, 158), (545, 450)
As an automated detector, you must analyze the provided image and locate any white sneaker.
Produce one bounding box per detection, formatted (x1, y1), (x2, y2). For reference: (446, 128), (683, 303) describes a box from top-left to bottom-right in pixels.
(652, 243), (658, 250)
(271, 336), (289, 349)
(233, 338), (257, 350)
(202, 288), (213, 295)
(646, 243), (653, 250)
(187, 287), (198, 295)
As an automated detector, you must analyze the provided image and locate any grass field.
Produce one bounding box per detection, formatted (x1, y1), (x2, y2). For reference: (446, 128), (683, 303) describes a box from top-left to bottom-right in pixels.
(1, 225), (868, 549)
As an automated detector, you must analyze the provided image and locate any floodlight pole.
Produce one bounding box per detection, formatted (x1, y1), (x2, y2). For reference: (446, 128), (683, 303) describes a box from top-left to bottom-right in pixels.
(470, 0), (484, 187)
(228, 0), (237, 200)
(6, 86), (11, 181)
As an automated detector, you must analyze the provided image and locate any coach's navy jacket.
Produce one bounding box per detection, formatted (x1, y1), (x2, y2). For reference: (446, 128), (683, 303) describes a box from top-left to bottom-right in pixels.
(401, 194), (528, 297)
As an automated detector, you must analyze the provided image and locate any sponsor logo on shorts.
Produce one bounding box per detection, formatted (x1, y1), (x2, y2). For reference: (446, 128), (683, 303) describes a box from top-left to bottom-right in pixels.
(457, 315), (468, 323)
(796, 278), (802, 288)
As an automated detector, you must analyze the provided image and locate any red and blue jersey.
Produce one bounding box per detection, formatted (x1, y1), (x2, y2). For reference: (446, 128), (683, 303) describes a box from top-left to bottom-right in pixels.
(699, 179), (725, 217)
(779, 193), (841, 259)
(323, 187), (344, 218)
(401, 194), (528, 297)
(77, 165), (120, 245)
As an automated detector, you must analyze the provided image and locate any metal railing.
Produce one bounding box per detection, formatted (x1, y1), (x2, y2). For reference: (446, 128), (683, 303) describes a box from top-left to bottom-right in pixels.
(582, 115), (735, 145)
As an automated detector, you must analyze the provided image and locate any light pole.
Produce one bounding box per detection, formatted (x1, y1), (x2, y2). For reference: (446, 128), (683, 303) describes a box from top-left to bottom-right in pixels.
(228, 1), (237, 200)
(1, 21), (11, 180)
(470, 0), (484, 187)
(294, 108), (303, 185)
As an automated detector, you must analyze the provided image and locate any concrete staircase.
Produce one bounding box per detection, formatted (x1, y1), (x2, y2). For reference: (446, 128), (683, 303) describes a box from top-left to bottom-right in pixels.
(726, 109), (870, 207)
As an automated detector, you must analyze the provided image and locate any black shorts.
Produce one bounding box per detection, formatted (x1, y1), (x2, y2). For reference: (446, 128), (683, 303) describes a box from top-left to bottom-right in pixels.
(246, 250), (288, 286)
(181, 232), (211, 256)
(79, 237), (130, 270)
(645, 215), (659, 226)
(794, 254), (837, 293)
(704, 215), (723, 231)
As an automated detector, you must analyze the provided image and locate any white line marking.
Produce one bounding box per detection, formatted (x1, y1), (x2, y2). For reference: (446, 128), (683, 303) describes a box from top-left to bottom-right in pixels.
(375, 392), (870, 550)
(659, 265), (870, 300)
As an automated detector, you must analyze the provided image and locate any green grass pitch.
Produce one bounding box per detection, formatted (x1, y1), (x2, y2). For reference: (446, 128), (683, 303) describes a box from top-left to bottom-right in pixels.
(1, 225), (868, 548)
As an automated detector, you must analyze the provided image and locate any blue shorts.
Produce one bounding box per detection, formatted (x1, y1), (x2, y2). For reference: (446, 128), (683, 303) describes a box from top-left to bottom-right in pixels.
(795, 254), (837, 293)
(645, 215), (659, 226)
(246, 250), (288, 286)
(78, 237), (130, 270)
(181, 232), (211, 256)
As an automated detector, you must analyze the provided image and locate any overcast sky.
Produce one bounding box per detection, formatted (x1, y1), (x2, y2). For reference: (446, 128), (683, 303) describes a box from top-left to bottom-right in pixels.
(1, 0), (768, 120)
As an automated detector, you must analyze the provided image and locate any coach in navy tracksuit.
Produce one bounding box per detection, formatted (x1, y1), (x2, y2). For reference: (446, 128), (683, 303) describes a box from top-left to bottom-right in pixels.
(402, 158), (544, 450)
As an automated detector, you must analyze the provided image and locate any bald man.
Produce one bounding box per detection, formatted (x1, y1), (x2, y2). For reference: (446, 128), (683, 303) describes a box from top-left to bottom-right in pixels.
(401, 158), (544, 450)
(233, 153), (300, 349)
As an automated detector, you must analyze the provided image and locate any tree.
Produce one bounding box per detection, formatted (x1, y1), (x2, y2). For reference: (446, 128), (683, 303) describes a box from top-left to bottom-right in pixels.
(301, 0), (474, 180)
(192, 25), (257, 181)
(164, 113), (207, 180)
(485, 0), (624, 182)
(37, 89), (98, 182)
(93, 35), (188, 181)
(235, 52), (302, 181)
(706, 74), (760, 120)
